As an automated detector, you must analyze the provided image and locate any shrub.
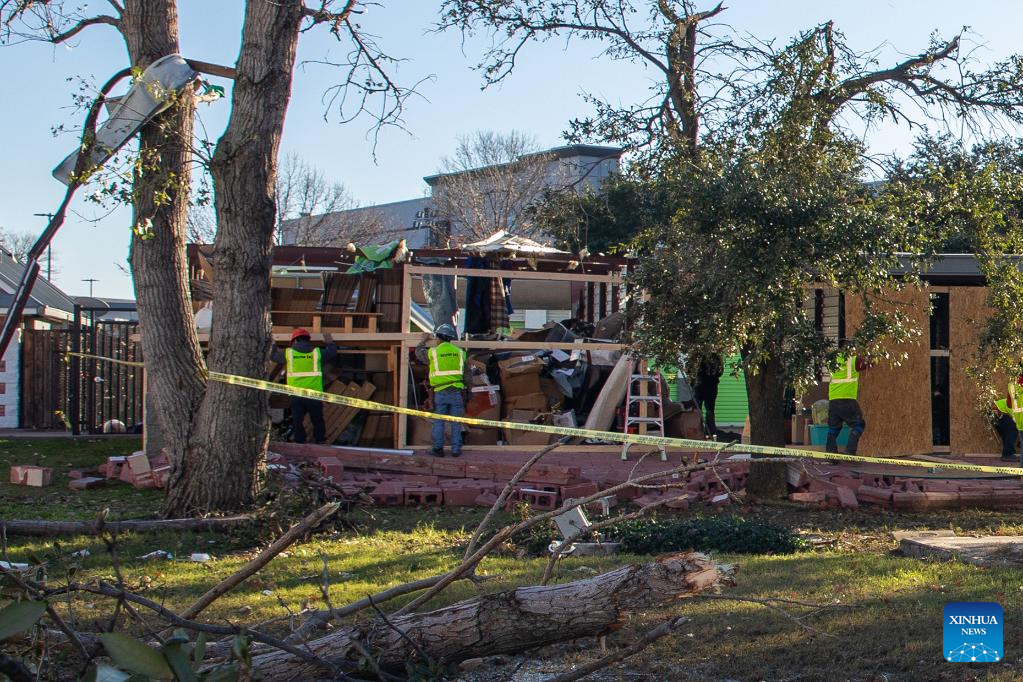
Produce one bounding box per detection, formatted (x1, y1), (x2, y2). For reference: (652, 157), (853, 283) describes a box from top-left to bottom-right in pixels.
(609, 515), (807, 555)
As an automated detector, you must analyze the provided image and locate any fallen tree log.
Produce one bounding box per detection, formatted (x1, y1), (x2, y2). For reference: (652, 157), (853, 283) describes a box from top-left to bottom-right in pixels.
(247, 552), (733, 679)
(0, 515), (255, 537)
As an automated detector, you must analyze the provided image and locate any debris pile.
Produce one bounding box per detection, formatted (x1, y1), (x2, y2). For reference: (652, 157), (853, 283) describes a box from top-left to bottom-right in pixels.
(271, 442), (751, 510)
(786, 463), (1023, 511)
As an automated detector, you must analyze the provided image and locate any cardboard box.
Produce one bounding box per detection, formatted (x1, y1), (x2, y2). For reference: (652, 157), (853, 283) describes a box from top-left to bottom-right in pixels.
(498, 355), (544, 397)
(505, 410), (554, 446)
(502, 392), (548, 418)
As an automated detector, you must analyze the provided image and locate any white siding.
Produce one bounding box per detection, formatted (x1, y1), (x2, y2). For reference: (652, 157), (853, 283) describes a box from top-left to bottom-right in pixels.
(0, 329), (21, 428)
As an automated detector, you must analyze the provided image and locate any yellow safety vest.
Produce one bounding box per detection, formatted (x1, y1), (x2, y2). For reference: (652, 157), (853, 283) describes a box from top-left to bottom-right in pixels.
(428, 342), (466, 391)
(286, 348), (323, 392)
(996, 382), (1023, 430)
(828, 353), (859, 401)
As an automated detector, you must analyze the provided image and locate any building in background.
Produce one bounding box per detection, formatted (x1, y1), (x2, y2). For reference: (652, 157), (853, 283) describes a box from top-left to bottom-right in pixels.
(0, 249), (77, 428)
(279, 144), (624, 248)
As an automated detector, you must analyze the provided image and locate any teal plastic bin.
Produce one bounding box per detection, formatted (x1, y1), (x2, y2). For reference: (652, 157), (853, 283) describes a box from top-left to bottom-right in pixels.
(809, 424), (849, 447)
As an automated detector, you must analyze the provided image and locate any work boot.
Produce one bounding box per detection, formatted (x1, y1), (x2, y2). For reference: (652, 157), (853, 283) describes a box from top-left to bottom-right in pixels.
(451, 450), (461, 458)
(845, 429), (862, 456)
(430, 447), (445, 458)
(824, 432), (838, 454)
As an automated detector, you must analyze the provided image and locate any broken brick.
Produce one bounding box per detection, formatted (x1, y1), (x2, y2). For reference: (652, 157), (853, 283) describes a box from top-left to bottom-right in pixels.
(316, 457), (344, 481)
(835, 486), (859, 509)
(442, 487), (484, 507)
(474, 491), (499, 507)
(789, 491), (827, 503)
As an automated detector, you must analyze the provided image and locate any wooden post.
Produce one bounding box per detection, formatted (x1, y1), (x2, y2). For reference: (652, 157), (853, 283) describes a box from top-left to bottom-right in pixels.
(396, 264), (412, 448)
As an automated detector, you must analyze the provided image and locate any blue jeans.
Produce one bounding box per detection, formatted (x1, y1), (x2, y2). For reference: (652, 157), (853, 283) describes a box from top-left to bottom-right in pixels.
(432, 388), (464, 452)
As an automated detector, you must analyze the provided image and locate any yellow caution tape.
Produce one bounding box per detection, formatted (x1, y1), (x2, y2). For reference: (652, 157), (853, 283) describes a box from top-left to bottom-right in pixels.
(67, 352), (1023, 476)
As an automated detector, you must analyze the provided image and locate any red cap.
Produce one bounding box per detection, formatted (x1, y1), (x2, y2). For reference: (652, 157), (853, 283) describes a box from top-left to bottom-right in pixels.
(291, 328), (311, 342)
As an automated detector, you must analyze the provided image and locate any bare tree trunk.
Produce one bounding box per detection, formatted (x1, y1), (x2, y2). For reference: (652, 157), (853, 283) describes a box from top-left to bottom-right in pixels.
(163, 0), (305, 515)
(122, 0), (208, 516)
(246, 552), (731, 679)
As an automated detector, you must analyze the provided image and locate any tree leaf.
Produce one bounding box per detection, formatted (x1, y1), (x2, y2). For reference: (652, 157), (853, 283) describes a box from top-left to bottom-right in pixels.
(162, 639), (197, 682)
(0, 600), (47, 641)
(100, 632), (174, 679)
(193, 631), (207, 663)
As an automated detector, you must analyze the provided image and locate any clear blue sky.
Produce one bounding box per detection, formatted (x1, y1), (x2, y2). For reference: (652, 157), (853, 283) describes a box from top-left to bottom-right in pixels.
(0, 1), (1021, 299)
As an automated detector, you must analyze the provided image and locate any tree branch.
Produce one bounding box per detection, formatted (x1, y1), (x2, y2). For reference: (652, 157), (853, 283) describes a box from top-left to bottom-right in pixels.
(48, 13), (120, 43)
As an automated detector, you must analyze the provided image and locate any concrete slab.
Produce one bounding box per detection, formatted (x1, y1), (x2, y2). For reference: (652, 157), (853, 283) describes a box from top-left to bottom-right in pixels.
(899, 534), (1023, 567)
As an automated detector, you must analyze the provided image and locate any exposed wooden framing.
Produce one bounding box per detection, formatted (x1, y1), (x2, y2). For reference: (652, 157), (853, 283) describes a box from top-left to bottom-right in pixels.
(406, 264), (621, 284)
(586, 283), (596, 323)
(599, 282), (608, 319)
(397, 264), (413, 449)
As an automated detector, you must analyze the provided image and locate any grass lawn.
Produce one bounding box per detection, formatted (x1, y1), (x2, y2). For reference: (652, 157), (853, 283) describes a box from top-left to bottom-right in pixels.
(3, 438), (1023, 681)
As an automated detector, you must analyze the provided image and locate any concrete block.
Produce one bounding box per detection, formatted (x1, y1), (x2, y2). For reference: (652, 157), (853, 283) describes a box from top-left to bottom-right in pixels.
(921, 491), (960, 509)
(127, 452), (151, 475)
(404, 486), (443, 506)
(69, 477), (106, 490)
(369, 482), (404, 506)
(9, 465), (26, 485)
(16, 466), (54, 487)
(664, 492), (691, 510)
(892, 491), (927, 510)
(398, 474), (440, 485)
(830, 476), (862, 490)
(430, 459), (467, 478)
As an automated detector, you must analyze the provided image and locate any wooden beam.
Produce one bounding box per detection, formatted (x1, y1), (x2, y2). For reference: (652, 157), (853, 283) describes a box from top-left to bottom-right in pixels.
(397, 265), (413, 448)
(405, 264), (621, 284)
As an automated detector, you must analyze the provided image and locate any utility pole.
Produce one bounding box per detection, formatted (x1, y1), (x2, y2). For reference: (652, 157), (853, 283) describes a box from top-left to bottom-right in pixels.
(82, 278), (98, 297)
(32, 213), (54, 281)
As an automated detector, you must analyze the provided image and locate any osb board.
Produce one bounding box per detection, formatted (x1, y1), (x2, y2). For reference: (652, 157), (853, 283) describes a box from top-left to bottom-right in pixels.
(844, 288), (931, 456)
(950, 287), (1001, 455)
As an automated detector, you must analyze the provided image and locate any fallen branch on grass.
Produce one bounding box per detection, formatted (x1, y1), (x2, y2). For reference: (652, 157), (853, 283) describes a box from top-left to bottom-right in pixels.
(0, 515), (255, 537)
(243, 552), (734, 679)
(179, 502), (340, 622)
(548, 615), (690, 682)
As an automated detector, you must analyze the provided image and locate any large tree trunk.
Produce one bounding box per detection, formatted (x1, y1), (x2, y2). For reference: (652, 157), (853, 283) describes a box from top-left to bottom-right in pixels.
(245, 552), (732, 679)
(744, 352), (790, 500)
(744, 355), (788, 447)
(162, 0), (306, 515)
(122, 0), (208, 516)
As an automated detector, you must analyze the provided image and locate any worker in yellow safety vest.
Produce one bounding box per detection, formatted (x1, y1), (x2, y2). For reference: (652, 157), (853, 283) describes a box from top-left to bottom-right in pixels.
(825, 345), (870, 455)
(415, 323), (471, 457)
(271, 328), (338, 444)
(993, 375), (1023, 463)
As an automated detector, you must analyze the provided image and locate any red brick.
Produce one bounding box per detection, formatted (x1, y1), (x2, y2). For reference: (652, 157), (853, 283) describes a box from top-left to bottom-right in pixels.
(465, 462), (498, 480)
(127, 453), (151, 475)
(22, 466), (54, 487)
(316, 457), (344, 481)
(397, 474), (440, 485)
(835, 486), (859, 509)
(9, 465), (26, 485)
(958, 491), (993, 508)
(404, 486), (443, 506)
(430, 459), (467, 477)
(922, 491), (960, 509)
(856, 486), (894, 504)
(664, 492), (691, 510)
(892, 492), (927, 510)
(922, 480), (961, 493)
(474, 491), (499, 507)
(830, 476), (862, 490)
(69, 477), (106, 490)
(989, 489), (1023, 507)
(789, 491), (827, 503)
(369, 482), (405, 506)
(442, 487), (484, 507)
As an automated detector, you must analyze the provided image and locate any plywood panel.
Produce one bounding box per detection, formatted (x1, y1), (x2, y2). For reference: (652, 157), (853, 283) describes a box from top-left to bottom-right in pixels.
(949, 287), (1002, 456)
(844, 288), (931, 456)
